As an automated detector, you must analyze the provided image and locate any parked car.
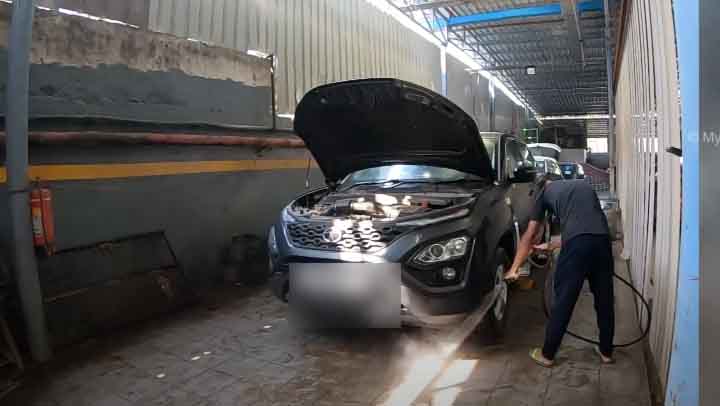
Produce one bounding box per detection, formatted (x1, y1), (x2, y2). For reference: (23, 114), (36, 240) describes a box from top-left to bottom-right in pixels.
(527, 143), (562, 163)
(559, 162), (585, 180)
(268, 79), (538, 334)
(534, 156), (564, 181)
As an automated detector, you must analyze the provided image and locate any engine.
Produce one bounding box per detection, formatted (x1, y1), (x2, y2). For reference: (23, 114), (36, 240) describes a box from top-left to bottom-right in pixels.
(289, 191), (472, 221)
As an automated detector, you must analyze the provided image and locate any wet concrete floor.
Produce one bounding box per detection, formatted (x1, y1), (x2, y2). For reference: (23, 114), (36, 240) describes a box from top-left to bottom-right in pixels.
(6, 243), (651, 406)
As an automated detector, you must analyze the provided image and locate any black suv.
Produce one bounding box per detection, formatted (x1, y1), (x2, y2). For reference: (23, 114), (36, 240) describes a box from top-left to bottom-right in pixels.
(268, 79), (538, 332)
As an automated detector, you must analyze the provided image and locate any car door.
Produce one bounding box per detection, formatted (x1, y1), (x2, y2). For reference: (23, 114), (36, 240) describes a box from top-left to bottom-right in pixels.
(503, 137), (536, 229)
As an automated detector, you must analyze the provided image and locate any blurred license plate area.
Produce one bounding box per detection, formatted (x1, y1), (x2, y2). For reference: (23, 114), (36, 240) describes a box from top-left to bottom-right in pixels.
(289, 263), (400, 329)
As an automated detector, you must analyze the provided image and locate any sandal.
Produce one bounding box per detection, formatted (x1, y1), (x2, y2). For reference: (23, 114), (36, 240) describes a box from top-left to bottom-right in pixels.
(594, 346), (615, 364)
(529, 347), (554, 368)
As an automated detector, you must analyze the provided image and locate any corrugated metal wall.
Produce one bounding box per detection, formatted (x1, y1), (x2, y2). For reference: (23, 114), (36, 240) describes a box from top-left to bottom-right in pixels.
(33, 0), (150, 28)
(446, 54), (491, 131)
(494, 90), (516, 134)
(147, 0), (442, 129)
(615, 0), (682, 388)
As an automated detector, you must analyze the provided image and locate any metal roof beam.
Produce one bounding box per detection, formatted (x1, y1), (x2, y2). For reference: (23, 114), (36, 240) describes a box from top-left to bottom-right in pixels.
(523, 87), (608, 92)
(479, 61), (605, 71)
(444, 4), (563, 26)
(399, 0), (476, 12)
(561, 0), (585, 66)
(449, 17), (566, 31)
(578, 0), (604, 13)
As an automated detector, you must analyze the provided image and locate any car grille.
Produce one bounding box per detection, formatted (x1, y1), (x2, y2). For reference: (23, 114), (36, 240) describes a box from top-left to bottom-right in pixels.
(286, 222), (406, 252)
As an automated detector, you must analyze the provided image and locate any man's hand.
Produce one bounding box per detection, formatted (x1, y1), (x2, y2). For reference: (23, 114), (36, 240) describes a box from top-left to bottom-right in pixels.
(504, 220), (543, 282)
(533, 242), (553, 251)
(504, 266), (521, 282)
(533, 239), (560, 252)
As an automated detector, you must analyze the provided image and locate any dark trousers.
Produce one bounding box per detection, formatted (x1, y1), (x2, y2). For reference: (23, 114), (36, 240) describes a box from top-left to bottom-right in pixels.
(542, 234), (615, 359)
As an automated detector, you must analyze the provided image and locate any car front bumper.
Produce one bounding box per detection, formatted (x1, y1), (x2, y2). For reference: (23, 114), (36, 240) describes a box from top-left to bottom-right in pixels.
(269, 210), (489, 327)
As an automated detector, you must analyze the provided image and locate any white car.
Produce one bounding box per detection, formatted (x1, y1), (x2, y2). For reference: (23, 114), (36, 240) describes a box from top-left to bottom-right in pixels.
(527, 143), (562, 163)
(534, 156), (564, 181)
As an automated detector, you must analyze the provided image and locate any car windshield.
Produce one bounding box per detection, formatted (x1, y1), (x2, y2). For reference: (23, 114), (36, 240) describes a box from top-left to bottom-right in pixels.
(560, 164), (576, 173)
(341, 165), (470, 188)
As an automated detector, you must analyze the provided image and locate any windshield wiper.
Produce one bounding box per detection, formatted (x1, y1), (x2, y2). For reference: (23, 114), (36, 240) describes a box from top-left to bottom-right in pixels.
(340, 178), (473, 191)
(338, 179), (409, 191)
(383, 178), (470, 189)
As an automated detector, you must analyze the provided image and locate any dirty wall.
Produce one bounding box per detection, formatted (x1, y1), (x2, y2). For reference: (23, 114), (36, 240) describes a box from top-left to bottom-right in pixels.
(0, 5), (273, 128)
(0, 6), (319, 291)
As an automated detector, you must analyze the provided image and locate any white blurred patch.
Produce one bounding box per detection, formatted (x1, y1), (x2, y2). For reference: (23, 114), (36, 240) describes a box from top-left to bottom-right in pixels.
(289, 263), (400, 328)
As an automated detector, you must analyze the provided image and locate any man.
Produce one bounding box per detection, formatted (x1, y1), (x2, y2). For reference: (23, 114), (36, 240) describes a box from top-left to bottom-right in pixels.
(505, 176), (615, 367)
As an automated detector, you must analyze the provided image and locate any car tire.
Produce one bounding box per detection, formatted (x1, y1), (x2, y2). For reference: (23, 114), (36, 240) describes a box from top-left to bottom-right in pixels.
(529, 220), (552, 268)
(485, 247), (511, 340)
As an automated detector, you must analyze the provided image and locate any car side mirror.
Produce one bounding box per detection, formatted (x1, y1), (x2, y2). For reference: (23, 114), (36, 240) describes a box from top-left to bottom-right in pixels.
(511, 165), (537, 183)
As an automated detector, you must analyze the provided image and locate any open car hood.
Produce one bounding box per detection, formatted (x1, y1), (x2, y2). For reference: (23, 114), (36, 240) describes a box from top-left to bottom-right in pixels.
(294, 79), (493, 182)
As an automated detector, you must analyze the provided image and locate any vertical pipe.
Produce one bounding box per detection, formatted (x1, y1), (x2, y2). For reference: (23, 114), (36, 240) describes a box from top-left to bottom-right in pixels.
(489, 79), (496, 132)
(5, 0), (52, 361)
(440, 45), (448, 97)
(268, 54), (277, 131)
(604, 0), (616, 193)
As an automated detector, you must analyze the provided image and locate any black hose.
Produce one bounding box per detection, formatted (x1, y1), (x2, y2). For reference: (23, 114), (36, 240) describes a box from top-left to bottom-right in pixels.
(539, 252), (652, 348)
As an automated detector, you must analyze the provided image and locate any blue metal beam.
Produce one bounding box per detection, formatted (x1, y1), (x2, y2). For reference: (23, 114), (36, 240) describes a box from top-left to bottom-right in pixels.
(666, 0), (699, 405)
(439, 1), (604, 28)
(445, 4), (563, 27)
(578, 0), (604, 14)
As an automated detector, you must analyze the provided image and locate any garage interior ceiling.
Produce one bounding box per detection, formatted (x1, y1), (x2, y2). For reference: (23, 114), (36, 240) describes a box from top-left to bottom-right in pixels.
(390, 0), (618, 117)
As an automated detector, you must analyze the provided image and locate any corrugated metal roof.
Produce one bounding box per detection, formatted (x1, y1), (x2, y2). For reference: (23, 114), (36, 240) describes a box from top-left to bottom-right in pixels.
(391, 0), (618, 118)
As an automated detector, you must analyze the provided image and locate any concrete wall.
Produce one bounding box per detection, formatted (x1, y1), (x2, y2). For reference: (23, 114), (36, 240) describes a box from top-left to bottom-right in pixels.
(0, 5), (272, 128)
(0, 145), (323, 286)
(0, 6), (319, 292)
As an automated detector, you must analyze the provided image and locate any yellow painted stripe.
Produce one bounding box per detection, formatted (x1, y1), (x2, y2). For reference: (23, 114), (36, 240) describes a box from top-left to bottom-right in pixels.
(0, 159), (318, 183)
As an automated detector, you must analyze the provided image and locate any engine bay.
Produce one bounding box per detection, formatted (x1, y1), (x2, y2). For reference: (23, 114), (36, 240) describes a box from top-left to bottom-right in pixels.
(289, 190), (474, 221)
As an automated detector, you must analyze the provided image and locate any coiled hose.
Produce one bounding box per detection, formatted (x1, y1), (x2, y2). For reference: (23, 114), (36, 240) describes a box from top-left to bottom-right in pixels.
(532, 250), (652, 348)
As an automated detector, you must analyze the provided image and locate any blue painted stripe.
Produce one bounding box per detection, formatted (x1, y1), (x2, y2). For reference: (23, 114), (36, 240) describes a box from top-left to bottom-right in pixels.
(666, 0), (699, 405)
(446, 4), (562, 26)
(578, 0), (604, 14)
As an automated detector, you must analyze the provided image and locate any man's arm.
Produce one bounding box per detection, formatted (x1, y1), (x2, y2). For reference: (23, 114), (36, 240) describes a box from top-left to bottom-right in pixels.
(505, 220), (543, 280)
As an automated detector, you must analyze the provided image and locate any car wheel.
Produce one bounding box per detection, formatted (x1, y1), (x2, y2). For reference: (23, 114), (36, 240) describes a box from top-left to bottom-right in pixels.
(485, 247), (510, 339)
(529, 220), (551, 268)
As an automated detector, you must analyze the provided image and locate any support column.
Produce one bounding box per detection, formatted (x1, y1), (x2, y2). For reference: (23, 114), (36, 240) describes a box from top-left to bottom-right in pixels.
(440, 45), (448, 97)
(5, 0), (52, 362)
(603, 0), (616, 193)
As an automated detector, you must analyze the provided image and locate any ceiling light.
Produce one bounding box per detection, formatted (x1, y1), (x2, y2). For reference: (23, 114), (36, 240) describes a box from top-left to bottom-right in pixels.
(526, 66), (537, 75)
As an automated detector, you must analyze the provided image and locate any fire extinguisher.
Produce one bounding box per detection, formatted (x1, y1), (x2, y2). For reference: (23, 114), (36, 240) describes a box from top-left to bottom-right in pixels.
(30, 183), (56, 255)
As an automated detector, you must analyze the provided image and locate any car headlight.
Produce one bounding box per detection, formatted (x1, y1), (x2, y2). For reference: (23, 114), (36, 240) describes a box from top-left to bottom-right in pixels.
(413, 236), (469, 264)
